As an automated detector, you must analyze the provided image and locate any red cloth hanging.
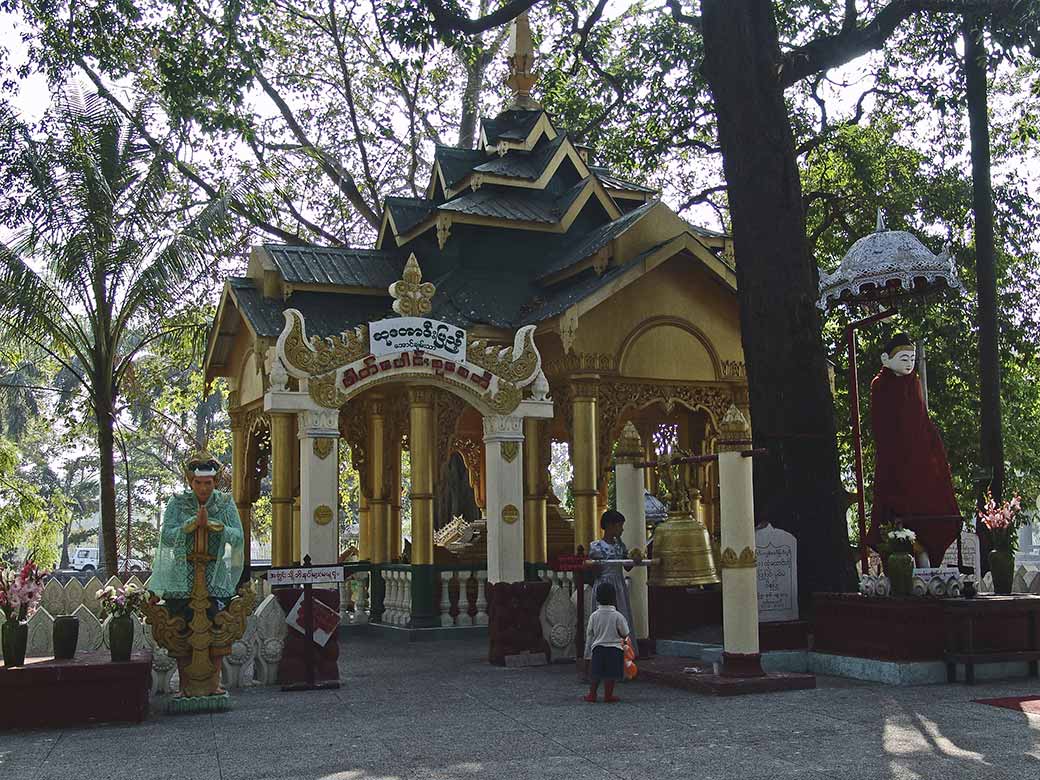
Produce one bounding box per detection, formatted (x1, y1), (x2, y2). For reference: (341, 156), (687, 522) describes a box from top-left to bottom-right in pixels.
(867, 368), (961, 564)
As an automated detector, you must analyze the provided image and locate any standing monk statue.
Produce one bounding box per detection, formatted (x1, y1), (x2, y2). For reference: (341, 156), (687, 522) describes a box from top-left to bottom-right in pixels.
(867, 333), (961, 566)
(148, 451), (248, 698)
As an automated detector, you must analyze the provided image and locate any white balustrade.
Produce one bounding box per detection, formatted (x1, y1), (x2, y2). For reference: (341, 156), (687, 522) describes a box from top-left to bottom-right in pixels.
(353, 573), (370, 625)
(440, 571), (454, 627)
(474, 571), (489, 626)
(401, 570), (413, 627)
(456, 571), (473, 626)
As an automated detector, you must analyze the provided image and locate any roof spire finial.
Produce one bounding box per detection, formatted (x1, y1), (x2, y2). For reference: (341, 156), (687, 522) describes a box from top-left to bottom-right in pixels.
(505, 12), (540, 110)
(876, 208), (886, 232)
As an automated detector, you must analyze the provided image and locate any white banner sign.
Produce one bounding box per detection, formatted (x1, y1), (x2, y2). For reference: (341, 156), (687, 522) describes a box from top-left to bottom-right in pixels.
(369, 317), (466, 362)
(267, 565), (344, 586)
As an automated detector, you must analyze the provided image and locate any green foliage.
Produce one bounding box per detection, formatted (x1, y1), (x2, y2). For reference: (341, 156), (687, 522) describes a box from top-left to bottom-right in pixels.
(0, 437), (63, 567)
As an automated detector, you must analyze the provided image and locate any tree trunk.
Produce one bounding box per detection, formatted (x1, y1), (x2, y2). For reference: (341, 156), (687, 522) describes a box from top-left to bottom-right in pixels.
(701, 0), (854, 599)
(963, 15), (1004, 573)
(95, 383), (119, 577)
(458, 56), (486, 150)
(60, 522), (71, 569)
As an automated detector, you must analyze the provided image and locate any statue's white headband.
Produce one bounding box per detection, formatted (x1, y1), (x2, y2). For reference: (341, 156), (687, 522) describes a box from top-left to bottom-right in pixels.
(190, 466), (219, 477)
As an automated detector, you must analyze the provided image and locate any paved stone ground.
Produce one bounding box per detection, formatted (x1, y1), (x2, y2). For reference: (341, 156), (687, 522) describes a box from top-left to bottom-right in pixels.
(3, 635), (1039, 780)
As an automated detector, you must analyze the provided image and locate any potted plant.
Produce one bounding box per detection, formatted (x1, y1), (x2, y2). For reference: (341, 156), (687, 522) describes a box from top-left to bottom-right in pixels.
(0, 560), (47, 668)
(977, 492), (1022, 595)
(885, 527), (917, 597)
(97, 581), (147, 662)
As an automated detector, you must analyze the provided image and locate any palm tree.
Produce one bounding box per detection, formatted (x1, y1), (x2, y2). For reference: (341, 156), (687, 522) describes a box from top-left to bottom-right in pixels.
(0, 90), (235, 575)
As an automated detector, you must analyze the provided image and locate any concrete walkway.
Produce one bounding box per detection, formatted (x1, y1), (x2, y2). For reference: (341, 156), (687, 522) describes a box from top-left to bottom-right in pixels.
(3, 635), (1039, 780)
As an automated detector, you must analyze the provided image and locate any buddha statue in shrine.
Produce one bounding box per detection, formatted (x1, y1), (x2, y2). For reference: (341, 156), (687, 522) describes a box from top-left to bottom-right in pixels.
(867, 334), (961, 566)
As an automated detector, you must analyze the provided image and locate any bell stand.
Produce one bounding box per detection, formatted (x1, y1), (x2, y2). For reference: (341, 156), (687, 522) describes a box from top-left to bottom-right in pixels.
(846, 307), (898, 574)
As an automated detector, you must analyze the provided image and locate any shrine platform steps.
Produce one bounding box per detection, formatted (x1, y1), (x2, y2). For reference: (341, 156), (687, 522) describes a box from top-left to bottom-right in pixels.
(654, 640), (1038, 686)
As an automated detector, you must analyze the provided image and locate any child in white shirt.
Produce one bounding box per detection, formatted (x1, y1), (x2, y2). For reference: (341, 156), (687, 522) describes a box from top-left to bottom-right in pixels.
(583, 581), (629, 703)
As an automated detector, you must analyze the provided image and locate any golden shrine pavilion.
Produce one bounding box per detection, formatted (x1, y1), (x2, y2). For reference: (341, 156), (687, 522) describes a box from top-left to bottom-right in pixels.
(203, 14), (748, 629)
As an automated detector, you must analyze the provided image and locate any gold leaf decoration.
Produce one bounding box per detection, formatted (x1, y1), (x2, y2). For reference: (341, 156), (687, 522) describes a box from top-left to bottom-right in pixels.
(468, 325), (540, 386)
(211, 585), (257, 647)
(313, 438), (334, 460)
(140, 594), (189, 657)
(390, 254), (436, 316)
(720, 546), (757, 569)
(281, 309), (368, 377)
(501, 441), (520, 463)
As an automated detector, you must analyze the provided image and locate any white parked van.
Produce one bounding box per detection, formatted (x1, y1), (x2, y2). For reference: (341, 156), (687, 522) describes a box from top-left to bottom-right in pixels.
(70, 547), (149, 573)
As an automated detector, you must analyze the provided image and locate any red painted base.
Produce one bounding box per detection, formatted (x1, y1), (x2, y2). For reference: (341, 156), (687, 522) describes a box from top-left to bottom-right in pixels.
(719, 651), (764, 678)
(639, 655), (815, 697)
(0, 650), (151, 729)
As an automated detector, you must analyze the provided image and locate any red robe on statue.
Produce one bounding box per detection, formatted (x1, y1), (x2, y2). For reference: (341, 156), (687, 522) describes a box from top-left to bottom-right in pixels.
(868, 367), (961, 564)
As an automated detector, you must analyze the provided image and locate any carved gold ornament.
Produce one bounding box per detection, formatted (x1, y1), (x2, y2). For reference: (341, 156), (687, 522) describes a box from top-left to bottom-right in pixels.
(391, 254), (436, 316)
(501, 441), (520, 463)
(279, 309), (368, 377)
(313, 438), (334, 460)
(467, 325), (540, 386)
(314, 505), (334, 526)
(720, 546), (757, 569)
(502, 504), (520, 525)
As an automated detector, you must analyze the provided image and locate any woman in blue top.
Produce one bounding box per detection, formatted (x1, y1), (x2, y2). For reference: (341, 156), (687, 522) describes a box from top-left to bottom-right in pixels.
(586, 509), (641, 656)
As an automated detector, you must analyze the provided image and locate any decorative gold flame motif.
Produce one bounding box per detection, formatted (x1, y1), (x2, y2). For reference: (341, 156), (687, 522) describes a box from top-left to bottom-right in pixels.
(390, 254), (436, 317)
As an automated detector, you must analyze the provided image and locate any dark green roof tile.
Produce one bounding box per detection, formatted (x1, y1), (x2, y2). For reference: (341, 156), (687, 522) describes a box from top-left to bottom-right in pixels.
(230, 277), (390, 339)
(385, 197), (436, 234)
(434, 146), (486, 187)
(536, 200), (656, 281)
(263, 245), (403, 289)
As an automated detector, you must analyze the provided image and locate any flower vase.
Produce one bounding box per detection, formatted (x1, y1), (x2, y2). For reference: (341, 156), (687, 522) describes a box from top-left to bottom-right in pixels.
(887, 551), (915, 597)
(109, 616), (134, 663)
(989, 549), (1014, 595)
(2, 620), (29, 668)
(53, 615), (80, 660)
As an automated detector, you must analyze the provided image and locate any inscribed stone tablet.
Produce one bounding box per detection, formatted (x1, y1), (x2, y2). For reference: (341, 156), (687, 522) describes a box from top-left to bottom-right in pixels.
(755, 524), (799, 622)
(942, 532), (980, 572)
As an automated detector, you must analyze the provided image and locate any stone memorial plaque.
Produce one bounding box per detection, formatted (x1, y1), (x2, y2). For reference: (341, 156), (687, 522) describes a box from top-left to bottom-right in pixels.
(942, 531), (980, 572)
(755, 524), (798, 622)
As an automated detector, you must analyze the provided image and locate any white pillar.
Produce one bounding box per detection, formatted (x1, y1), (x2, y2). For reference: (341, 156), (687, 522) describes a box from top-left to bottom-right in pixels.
(717, 404), (763, 677)
(299, 408), (341, 565)
(614, 422), (649, 641)
(483, 414), (525, 583)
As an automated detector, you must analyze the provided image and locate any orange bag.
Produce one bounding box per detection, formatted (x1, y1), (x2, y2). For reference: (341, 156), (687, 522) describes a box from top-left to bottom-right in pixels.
(623, 637), (638, 680)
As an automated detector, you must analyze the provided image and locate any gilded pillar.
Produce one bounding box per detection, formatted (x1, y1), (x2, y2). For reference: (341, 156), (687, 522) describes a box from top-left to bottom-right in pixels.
(367, 394), (388, 564)
(230, 412), (252, 575)
(408, 386), (437, 627)
(389, 435), (402, 561)
(358, 493), (371, 561)
(523, 418), (547, 578)
(571, 377), (599, 552)
(270, 412), (295, 567)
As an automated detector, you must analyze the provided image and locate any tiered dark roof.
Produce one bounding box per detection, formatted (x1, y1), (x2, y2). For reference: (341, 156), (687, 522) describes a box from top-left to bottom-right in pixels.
(217, 107), (732, 345)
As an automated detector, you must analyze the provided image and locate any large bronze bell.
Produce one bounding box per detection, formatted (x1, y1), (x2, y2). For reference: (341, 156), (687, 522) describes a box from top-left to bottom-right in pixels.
(649, 489), (720, 587)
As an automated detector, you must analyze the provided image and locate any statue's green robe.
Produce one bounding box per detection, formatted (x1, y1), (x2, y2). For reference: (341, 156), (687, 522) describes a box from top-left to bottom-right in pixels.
(151, 491), (244, 599)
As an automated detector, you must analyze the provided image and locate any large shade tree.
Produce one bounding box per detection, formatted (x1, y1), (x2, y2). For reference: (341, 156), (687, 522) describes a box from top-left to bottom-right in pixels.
(0, 92), (234, 575)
